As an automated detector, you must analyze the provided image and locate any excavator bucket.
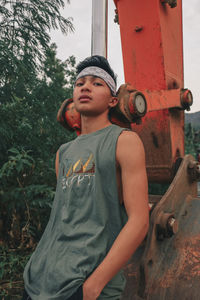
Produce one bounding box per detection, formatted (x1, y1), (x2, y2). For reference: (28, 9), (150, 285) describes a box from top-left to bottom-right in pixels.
(122, 155), (200, 300)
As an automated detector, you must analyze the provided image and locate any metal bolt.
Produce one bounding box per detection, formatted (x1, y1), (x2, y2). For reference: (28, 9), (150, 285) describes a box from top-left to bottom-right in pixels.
(135, 25), (143, 32)
(156, 213), (178, 240)
(180, 89), (193, 111)
(114, 9), (119, 24)
(188, 160), (200, 182)
(167, 217), (178, 234)
(161, 0), (177, 8)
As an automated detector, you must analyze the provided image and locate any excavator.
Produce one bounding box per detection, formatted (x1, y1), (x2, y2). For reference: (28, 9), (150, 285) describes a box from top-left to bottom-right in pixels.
(57, 0), (200, 299)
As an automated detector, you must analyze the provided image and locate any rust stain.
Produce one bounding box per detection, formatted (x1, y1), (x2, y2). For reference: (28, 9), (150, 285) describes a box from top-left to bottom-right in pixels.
(177, 235), (200, 280)
(157, 235), (200, 289)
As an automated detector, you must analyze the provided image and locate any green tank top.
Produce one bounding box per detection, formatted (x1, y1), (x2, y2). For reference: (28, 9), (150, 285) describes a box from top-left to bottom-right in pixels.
(24, 124), (128, 300)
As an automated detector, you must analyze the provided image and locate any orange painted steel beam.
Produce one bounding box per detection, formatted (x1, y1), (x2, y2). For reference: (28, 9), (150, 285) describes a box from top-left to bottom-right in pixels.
(114, 0), (185, 183)
(142, 89), (192, 112)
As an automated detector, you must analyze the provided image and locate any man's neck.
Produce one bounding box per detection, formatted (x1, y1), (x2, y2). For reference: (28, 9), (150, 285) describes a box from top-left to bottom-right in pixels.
(80, 114), (112, 135)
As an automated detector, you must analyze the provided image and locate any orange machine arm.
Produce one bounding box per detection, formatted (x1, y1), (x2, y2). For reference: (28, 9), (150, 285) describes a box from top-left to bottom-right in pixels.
(113, 0), (192, 183)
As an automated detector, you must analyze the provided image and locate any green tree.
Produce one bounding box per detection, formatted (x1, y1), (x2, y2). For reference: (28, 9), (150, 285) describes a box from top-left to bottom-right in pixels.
(0, 0), (74, 103)
(185, 123), (196, 157)
(0, 45), (76, 247)
(0, 47), (76, 298)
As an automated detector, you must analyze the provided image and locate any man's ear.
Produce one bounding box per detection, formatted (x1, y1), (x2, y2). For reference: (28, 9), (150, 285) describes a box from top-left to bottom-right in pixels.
(108, 97), (118, 108)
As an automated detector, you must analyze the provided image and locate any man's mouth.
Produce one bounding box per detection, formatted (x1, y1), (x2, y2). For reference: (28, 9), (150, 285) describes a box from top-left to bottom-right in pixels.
(79, 95), (92, 102)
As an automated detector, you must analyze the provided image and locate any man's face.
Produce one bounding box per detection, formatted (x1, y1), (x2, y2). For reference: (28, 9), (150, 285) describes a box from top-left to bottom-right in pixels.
(73, 75), (117, 116)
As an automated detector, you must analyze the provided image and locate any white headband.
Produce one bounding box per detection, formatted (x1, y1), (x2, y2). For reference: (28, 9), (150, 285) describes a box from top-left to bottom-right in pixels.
(76, 66), (117, 96)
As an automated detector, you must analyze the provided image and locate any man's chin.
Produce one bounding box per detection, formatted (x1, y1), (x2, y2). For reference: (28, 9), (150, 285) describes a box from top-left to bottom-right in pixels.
(78, 109), (100, 117)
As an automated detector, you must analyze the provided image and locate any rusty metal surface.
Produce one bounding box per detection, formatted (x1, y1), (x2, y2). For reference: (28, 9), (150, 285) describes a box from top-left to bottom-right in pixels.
(114, 0), (186, 184)
(116, 84), (147, 124)
(115, 0), (183, 90)
(121, 155), (200, 300)
(140, 197), (200, 300)
(111, 2), (199, 298)
(142, 89), (193, 112)
(131, 109), (184, 183)
(139, 155), (199, 299)
(57, 98), (81, 133)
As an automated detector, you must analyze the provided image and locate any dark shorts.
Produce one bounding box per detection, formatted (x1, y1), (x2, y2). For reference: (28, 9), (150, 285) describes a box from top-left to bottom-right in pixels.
(22, 286), (83, 300)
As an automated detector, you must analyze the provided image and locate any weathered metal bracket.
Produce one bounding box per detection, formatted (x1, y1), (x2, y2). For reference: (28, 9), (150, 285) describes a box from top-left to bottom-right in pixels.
(139, 155), (200, 299)
(122, 155), (200, 299)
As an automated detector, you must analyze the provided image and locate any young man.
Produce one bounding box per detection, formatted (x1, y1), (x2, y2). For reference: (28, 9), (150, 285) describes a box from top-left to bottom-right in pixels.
(23, 55), (149, 300)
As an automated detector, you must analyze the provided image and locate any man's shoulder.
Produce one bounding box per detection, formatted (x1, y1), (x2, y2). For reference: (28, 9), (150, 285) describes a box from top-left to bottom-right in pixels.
(116, 130), (145, 164)
(118, 130), (143, 146)
(58, 139), (75, 156)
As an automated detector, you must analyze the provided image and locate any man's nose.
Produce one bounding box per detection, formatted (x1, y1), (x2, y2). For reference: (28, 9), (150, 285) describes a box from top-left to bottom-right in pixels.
(81, 82), (91, 91)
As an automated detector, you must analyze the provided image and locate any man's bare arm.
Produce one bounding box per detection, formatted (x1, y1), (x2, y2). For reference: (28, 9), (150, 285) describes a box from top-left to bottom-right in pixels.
(83, 131), (149, 300)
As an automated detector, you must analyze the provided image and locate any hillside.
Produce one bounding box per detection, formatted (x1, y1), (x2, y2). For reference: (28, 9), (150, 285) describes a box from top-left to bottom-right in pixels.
(185, 111), (200, 129)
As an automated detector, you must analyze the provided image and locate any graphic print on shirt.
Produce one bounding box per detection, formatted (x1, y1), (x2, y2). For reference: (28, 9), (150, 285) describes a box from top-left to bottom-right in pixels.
(61, 152), (95, 190)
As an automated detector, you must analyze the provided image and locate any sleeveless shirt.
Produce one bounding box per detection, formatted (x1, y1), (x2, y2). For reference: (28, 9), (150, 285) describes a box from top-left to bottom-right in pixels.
(23, 124), (128, 300)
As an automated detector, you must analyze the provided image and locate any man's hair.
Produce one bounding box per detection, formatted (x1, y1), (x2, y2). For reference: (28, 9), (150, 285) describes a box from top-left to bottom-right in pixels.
(76, 55), (117, 85)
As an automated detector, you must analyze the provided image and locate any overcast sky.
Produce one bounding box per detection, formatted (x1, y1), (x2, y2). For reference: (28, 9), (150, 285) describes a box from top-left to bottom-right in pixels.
(50, 0), (200, 113)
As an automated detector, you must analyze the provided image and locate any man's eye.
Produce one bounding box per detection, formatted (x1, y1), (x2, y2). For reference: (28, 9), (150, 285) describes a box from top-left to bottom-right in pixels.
(94, 82), (103, 86)
(75, 82), (83, 87)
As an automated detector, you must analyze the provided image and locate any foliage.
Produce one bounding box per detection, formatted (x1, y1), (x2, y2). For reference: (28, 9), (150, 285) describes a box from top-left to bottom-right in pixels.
(0, 44), (76, 248)
(185, 123), (200, 159)
(185, 112), (200, 131)
(0, 246), (32, 299)
(0, 0), (74, 103)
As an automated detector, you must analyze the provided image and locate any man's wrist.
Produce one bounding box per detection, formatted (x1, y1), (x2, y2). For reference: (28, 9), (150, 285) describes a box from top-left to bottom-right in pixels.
(83, 273), (106, 298)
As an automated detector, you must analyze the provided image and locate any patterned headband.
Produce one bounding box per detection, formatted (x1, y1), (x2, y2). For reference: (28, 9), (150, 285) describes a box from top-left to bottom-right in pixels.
(76, 66), (117, 96)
